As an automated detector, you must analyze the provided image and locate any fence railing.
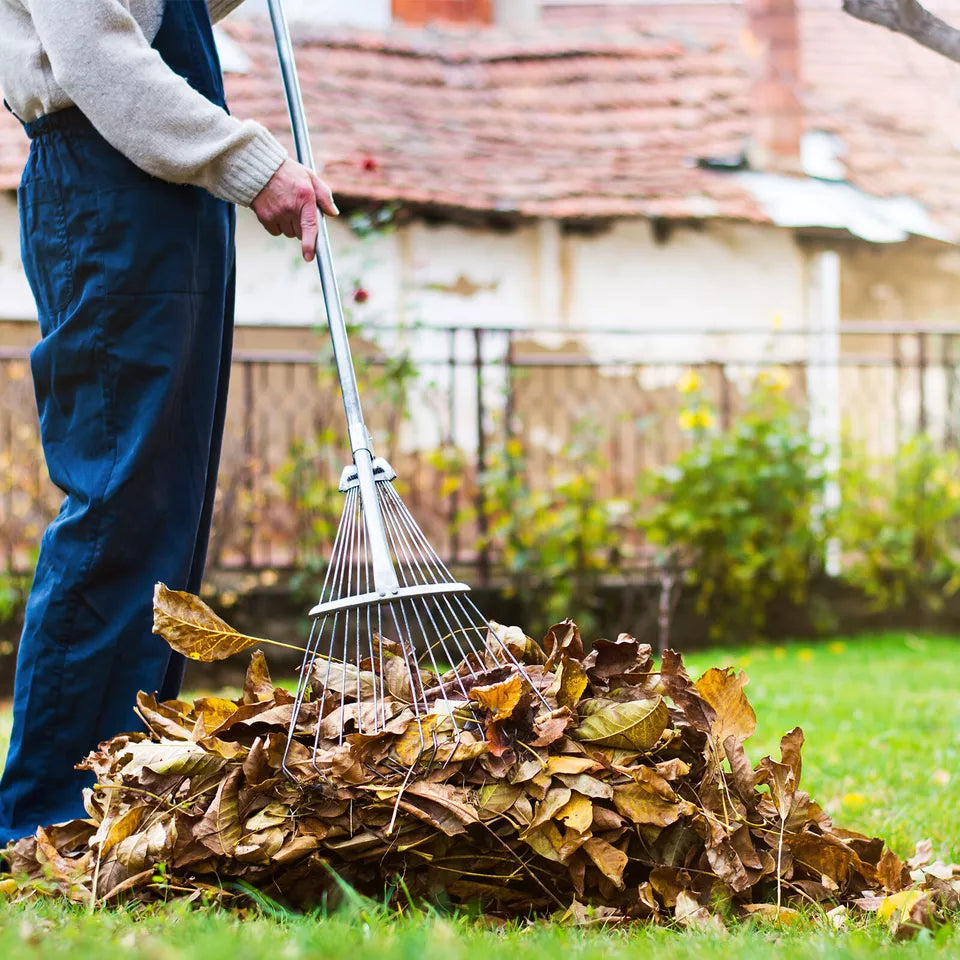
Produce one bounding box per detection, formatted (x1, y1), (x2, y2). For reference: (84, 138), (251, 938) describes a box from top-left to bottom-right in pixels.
(2, 323), (959, 579)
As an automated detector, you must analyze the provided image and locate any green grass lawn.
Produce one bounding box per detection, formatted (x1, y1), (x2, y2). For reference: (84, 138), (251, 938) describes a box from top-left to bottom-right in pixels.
(1, 631), (958, 958)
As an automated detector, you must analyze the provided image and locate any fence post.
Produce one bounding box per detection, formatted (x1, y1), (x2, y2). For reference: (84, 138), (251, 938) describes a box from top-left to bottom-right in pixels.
(242, 360), (255, 568)
(806, 249), (841, 577)
(917, 330), (928, 435)
(447, 327), (460, 566)
(474, 328), (490, 587)
(893, 333), (903, 450)
(715, 362), (732, 430)
(946, 334), (957, 449)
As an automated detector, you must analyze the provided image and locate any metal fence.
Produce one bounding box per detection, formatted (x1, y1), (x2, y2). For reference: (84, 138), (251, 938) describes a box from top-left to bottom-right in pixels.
(2, 322), (959, 579)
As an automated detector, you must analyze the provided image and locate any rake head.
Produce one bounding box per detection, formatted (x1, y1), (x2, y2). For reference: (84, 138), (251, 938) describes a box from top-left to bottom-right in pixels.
(282, 458), (543, 782)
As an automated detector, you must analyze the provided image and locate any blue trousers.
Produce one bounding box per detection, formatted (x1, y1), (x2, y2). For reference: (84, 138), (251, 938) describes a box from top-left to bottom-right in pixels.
(0, 108), (236, 843)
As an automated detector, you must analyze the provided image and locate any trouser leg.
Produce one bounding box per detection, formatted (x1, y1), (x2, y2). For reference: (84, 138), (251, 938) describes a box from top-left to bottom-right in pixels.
(0, 276), (233, 842)
(158, 259), (236, 702)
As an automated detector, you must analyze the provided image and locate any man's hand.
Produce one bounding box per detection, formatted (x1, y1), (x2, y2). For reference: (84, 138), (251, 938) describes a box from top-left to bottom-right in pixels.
(251, 158), (339, 262)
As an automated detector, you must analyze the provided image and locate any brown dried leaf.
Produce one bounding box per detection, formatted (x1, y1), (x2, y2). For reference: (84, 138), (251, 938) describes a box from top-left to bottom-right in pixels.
(542, 620), (584, 669)
(695, 667), (756, 747)
(197, 767), (243, 856)
(531, 711), (573, 747)
(583, 836), (628, 889)
(556, 773), (614, 800)
(152, 583), (266, 662)
(674, 889), (727, 933)
(93, 807), (147, 859)
(243, 651), (275, 704)
(612, 769), (688, 827)
(125, 739), (228, 780)
(659, 650), (715, 733)
(878, 848), (909, 893)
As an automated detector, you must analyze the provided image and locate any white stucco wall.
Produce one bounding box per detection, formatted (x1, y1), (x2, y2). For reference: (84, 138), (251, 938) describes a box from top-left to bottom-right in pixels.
(0, 193), (35, 320)
(0, 200), (811, 452)
(0, 197), (809, 340)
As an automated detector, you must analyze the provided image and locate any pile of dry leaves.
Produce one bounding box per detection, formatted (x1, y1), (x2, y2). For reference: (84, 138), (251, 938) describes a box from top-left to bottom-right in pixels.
(2, 587), (958, 935)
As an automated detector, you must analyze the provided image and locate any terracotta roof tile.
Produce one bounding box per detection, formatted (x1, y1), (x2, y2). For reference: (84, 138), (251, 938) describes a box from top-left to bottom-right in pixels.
(0, 6), (958, 234)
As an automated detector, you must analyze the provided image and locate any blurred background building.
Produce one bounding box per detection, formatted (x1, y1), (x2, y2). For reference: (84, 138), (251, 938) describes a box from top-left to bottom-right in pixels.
(2, 0), (960, 575)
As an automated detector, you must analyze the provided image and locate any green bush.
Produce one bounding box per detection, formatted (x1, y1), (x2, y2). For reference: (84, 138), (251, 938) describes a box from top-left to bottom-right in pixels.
(838, 434), (960, 612)
(639, 371), (831, 642)
(479, 423), (628, 634)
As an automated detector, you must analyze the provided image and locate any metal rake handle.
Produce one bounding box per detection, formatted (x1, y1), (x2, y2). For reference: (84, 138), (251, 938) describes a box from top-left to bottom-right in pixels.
(266, 0), (400, 597)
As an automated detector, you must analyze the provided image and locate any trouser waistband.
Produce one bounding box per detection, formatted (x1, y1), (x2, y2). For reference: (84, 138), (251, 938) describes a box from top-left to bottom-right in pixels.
(23, 107), (95, 140)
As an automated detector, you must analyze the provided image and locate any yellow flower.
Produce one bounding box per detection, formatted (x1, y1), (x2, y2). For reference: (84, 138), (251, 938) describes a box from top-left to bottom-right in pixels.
(841, 792), (866, 811)
(678, 406), (714, 431)
(677, 370), (701, 394)
(757, 367), (791, 393)
(827, 641), (847, 655)
(797, 647), (814, 663)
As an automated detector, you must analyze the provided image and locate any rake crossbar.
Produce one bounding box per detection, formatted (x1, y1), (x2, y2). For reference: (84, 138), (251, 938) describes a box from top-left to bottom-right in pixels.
(307, 581), (472, 618)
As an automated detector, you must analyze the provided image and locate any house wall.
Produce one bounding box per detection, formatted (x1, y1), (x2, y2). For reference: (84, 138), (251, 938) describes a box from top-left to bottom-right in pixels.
(838, 238), (960, 455)
(2, 197), (958, 466)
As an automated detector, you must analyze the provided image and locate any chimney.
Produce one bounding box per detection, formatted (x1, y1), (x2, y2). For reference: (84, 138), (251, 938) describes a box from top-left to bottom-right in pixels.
(392, 0), (493, 25)
(744, 0), (803, 173)
(494, 0), (538, 28)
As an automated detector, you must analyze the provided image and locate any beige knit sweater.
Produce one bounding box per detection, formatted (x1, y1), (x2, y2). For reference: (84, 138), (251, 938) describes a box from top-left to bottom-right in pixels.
(0, 0), (288, 206)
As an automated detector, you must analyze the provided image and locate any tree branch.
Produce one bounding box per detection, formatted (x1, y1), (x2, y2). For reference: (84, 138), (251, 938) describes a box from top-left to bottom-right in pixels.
(843, 0), (960, 63)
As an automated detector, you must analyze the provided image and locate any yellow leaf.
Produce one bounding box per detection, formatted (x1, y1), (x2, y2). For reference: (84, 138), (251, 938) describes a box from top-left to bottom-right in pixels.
(742, 903), (801, 926)
(555, 793), (593, 834)
(572, 696), (668, 751)
(545, 756), (596, 775)
(556, 657), (588, 709)
(469, 673), (524, 721)
(878, 889), (924, 923)
(393, 714), (441, 766)
(94, 807), (147, 859)
(152, 583), (268, 662)
(193, 697), (239, 732)
(522, 822), (566, 863)
(695, 667), (757, 746)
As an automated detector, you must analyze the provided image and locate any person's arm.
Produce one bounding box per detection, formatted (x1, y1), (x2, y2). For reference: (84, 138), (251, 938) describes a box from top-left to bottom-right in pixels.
(29, 0), (285, 207)
(29, 0), (337, 258)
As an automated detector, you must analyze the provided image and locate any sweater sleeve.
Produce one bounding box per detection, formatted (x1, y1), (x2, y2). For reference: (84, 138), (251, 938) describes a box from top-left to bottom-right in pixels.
(27, 0), (287, 206)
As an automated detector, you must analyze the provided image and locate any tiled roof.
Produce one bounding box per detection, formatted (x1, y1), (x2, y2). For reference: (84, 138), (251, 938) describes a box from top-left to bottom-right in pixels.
(544, 1), (960, 233)
(218, 19), (764, 222)
(2, 5), (960, 235)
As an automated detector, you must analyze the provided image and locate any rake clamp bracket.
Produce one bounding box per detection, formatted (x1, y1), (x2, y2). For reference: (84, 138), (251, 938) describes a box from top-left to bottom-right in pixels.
(338, 458), (397, 493)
